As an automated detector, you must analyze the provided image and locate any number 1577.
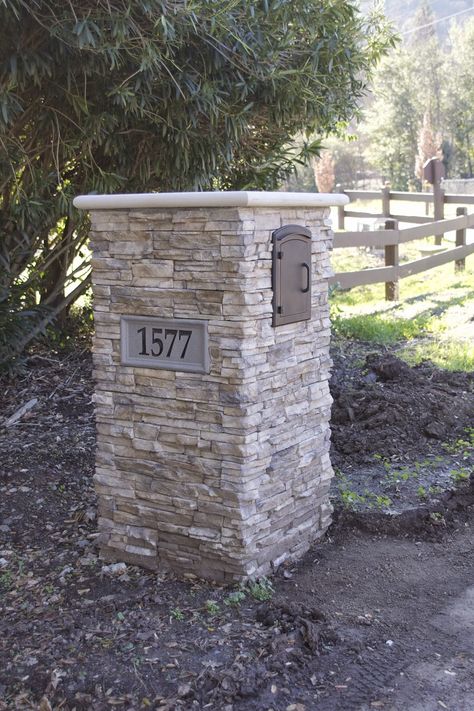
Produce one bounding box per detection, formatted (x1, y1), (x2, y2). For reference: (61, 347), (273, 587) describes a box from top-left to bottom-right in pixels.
(137, 327), (192, 359)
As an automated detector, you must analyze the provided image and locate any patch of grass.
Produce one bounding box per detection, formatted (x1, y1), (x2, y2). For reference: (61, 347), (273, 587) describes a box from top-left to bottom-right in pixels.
(331, 311), (432, 345)
(330, 255), (474, 370)
(400, 340), (474, 372)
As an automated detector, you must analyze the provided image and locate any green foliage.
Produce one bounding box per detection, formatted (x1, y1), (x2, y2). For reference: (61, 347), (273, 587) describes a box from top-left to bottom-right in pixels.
(204, 600), (220, 616)
(331, 261), (474, 370)
(248, 577), (274, 601)
(417, 485), (427, 499)
(337, 470), (393, 510)
(340, 487), (366, 508)
(170, 607), (184, 621)
(331, 310), (431, 344)
(449, 467), (470, 483)
(364, 48), (422, 190)
(444, 20), (474, 177)
(374, 453), (394, 472)
(369, 493), (392, 509)
(0, 570), (12, 591)
(442, 428), (474, 456)
(358, 13), (474, 188)
(401, 340), (474, 372)
(224, 590), (246, 607)
(0, 0), (395, 366)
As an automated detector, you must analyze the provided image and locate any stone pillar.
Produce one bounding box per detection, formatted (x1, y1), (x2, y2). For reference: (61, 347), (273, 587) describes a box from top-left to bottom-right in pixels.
(74, 191), (348, 582)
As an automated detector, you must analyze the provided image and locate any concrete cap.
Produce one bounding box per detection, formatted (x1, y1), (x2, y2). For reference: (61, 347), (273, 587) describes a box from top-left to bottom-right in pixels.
(73, 190), (349, 211)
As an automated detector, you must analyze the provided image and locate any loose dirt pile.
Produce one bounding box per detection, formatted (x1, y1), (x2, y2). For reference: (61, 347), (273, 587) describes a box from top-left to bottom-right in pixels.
(331, 349), (474, 468)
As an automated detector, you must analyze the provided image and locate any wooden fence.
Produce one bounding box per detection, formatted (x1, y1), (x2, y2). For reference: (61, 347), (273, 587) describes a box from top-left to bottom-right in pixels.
(331, 187), (474, 300)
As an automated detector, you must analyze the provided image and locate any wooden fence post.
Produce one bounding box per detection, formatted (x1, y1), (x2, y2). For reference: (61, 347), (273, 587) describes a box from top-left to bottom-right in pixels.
(384, 218), (399, 301)
(433, 182), (445, 246)
(382, 183), (391, 218)
(455, 206), (467, 272)
(336, 184), (345, 230)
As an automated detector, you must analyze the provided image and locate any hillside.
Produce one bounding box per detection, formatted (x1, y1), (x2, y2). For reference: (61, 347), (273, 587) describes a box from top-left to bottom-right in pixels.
(360, 0), (474, 38)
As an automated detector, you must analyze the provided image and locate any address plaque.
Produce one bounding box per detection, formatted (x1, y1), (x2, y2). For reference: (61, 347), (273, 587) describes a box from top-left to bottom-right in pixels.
(120, 316), (209, 373)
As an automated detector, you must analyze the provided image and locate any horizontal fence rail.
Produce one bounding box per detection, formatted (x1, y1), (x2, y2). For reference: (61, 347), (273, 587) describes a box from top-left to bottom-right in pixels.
(336, 186), (474, 245)
(330, 204), (474, 300)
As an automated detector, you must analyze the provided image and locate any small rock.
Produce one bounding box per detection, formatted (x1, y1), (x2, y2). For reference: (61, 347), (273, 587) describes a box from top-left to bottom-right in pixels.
(59, 565), (73, 577)
(177, 683), (192, 698)
(84, 508), (96, 522)
(424, 421), (444, 439)
(101, 562), (127, 577)
(39, 697), (52, 711)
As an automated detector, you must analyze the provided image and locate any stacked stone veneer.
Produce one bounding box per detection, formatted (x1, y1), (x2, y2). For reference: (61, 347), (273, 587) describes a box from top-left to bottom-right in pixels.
(88, 203), (334, 582)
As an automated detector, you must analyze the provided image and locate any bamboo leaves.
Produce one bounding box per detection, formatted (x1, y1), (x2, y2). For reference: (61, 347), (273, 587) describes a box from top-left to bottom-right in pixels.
(0, 0), (395, 366)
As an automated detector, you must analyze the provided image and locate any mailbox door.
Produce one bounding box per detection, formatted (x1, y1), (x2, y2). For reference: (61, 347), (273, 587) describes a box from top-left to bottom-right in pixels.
(272, 225), (312, 327)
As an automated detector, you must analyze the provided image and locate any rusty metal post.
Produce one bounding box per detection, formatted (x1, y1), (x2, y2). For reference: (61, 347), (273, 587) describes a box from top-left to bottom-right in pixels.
(336, 184), (345, 230)
(384, 218), (399, 301)
(455, 206), (467, 272)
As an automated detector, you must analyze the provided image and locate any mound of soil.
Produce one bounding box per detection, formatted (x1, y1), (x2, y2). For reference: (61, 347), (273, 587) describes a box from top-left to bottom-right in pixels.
(330, 350), (474, 468)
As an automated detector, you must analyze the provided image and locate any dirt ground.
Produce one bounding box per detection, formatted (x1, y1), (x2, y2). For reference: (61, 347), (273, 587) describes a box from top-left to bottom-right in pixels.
(0, 346), (473, 711)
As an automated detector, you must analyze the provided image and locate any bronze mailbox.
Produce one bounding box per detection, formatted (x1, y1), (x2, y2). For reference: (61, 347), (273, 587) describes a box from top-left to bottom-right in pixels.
(272, 224), (312, 327)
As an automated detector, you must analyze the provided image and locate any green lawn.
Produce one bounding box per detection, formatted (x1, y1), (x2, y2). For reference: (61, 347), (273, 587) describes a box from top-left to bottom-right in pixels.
(330, 227), (474, 371)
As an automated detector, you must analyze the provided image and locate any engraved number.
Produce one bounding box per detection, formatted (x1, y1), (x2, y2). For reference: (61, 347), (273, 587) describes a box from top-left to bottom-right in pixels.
(137, 327), (192, 359)
(178, 330), (192, 358)
(151, 328), (163, 357)
(164, 329), (177, 357)
(137, 326), (148, 356)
